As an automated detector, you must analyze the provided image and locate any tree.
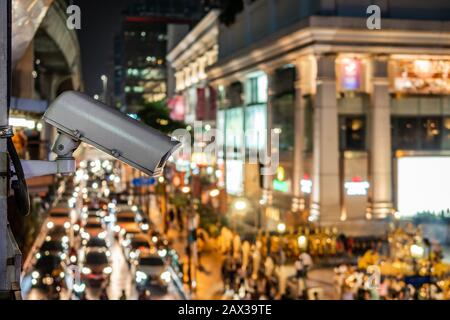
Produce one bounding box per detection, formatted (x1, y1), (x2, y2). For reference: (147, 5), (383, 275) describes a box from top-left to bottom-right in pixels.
(137, 100), (185, 134)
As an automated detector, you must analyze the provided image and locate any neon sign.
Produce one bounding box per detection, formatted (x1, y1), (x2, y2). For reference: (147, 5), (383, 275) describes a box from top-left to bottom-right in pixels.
(344, 176), (369, 196)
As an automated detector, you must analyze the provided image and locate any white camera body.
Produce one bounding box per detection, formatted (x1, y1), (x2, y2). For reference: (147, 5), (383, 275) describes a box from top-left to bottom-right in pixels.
(39, 91), (180, 176)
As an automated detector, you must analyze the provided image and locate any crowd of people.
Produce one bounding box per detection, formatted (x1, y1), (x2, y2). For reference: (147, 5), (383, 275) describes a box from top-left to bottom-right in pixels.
(218, 227), (314, 300)
(334, 264), (449, 300)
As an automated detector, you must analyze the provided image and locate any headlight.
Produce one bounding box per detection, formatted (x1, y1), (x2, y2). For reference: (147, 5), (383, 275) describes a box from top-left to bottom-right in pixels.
(158, 249), (167, 258)
(32, 271), (40, 279)
(160, 271), (171, 283)
(98, 231), (107, 239)
(70, 255), (77, 263)
(73, 283), (86, 293)
(113, 225), (121, 233)
(129, 251), (136, 259)
(152, 236), (158, 243)
(64, 221), (71, 229)
(81, 267), (91, 275)
(31, 278), (38, 286)
(62, 236), (69, 243)
(141, 223), (149, 231)
(103, 266), (112, 274)
(135, 271), (147, 283)
(46, 221), (54, 229)
(59, 272), (65, 278)
(35, 253), (41, 260)
(60, 253), (67, 260)
(73, 224), (80, 232)
(81, 232), (90, 240)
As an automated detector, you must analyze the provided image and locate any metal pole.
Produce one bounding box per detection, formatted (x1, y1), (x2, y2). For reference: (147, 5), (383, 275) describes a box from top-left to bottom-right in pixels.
(0, 0), (11, 295)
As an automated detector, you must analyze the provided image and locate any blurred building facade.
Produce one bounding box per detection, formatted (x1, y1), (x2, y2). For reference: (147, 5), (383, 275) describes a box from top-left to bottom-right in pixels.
(202, 0), (450, 235)
(167, 10), (219, 126)
(113, 0), (216, 113)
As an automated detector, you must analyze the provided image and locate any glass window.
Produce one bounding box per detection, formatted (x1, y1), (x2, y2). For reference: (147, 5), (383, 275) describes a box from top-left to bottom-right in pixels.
(394, 118), (419, 150)
(245, 104), (266, 152)
(419, 117), (441, 150)
(443, 117), (450, 149)
(339, 116), (366, 151)
(272, 94), (295, 152)
(392, 117), (445, 150)
(245, 73), (268, 105)
(225, 107), (244, 156)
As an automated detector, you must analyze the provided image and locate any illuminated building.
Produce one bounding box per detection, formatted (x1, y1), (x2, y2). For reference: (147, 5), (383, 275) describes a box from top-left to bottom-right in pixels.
(207, 0), (450, 235)
(113, 0), (209, 112)
(167, 10), (219, 126)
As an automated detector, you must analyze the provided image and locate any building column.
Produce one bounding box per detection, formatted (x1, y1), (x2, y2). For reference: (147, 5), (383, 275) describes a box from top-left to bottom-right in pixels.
(310, 53), (341, 223)
(368, 55), (393, 218)
(292, 59), (306, 212)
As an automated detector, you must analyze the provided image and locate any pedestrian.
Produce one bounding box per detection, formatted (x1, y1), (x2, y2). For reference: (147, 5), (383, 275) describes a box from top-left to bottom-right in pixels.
(241, 240), (251, 271)
(295, 256), (305, 298)
(251, 245), (261, 280)
(264, 255), (275, 279)
(100, 288), (109, 300)
(176, 207), (183, 231)
(119, 289), (127, 300)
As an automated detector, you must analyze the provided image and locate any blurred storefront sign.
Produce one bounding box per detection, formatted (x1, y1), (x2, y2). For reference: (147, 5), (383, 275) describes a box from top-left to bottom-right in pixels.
(338, 57), (362, 91)
(132, 177), (156, 187)
(344, 176), (370, 196)
(391, 57), (450, 94)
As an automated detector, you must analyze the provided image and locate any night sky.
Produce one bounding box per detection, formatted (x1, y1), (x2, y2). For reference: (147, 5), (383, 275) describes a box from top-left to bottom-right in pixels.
(73, 0), (136, 97)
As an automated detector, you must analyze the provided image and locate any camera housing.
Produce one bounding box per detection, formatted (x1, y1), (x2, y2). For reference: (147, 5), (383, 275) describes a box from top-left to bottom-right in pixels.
(42, 91), (180, 176)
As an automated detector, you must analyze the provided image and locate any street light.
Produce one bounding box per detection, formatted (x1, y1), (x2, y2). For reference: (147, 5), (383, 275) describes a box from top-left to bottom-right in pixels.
(277, 222), (286, 234)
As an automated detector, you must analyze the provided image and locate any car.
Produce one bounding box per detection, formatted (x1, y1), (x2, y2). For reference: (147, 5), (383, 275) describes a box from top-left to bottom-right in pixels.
(85, 237), (109, 250)
(47, 207), (72, 228)
(81, 208), (105, 223)
(81, 248), (112, 285)
(81, 218), (106, 240)
(122, 234), (151, 261)
(46, 225), (68, 242)
(133, 252), (171, 291)
(113, 211), (140, 236)
(39, 239), (68, 257)
(134, 210), (150, 232)
(149, 230), (170, 250)
(31, 254), (66, 299)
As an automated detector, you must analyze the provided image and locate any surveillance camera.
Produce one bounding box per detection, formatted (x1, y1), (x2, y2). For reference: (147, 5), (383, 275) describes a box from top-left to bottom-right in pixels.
(42, 91), (180, 176)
